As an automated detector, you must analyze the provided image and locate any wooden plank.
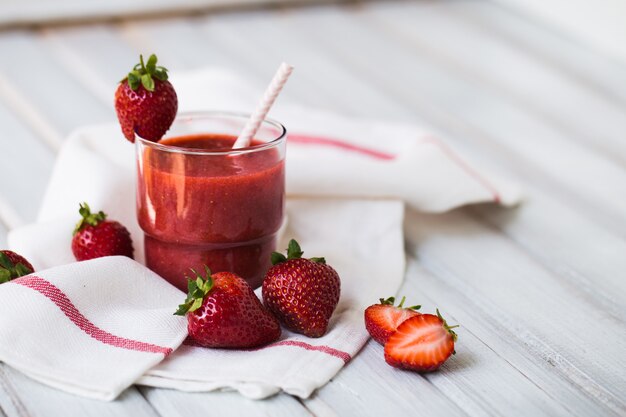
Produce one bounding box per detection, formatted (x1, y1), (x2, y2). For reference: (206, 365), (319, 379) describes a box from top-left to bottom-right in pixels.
(363, 2), (626, 166)
(46, 20), (261, 106)
(47, 9), (411, 122)
(303, 335), (469, 417)
(193, 11), (416, 120)
(139, 387), (311, 417)
(487, 0), (626, 68)
(39, 26), (139, 106)
(307, 252), (611, 417)
(452, 1), (626, 107)
(119, 16), (329, 110)
(403, 208), (626, 416)
(0, 31), (111, 139)
(0, 98), (55, 225)
(276, 4), (626, 236)
(306, 334), (462, 417)
(104, 11), (412, 123)
(341, 2), (626, 318)
(0, 0), (340, 29)
(0, 365), (158, 417)
(401, 257), (623, 417)
(469, 187), (626, 322)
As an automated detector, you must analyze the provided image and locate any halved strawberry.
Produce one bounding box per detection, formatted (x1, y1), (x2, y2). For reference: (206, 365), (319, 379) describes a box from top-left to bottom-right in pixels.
(384, 309), (458, 372)
(364, 296), (421, 345)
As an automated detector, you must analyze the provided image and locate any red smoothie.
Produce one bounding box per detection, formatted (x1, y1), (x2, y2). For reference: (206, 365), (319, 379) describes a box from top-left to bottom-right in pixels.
(136, 133), (285, 290)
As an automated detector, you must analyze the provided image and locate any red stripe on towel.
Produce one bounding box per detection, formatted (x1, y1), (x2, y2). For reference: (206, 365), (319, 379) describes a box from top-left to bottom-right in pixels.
(289, 134), (396, 161)
(269, 340), (352, 363)
(13, 275), (173, 356)
(183, 337), (352, 363)
(289, 133), (501, 203)
(419, 136), (502, 203)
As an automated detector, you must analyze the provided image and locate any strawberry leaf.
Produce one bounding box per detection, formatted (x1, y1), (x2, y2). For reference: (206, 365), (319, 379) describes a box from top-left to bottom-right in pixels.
(153, 68), (168, 81)
(141, 74), (155, 92)
(15, 263), (32, 277)
(127, 71), (141, 90)
(398, 296), (406, 308)
(189, 297), (203, 312)
(0, 268), (11, 283)
(74, 202), (107, 235)
(146, 54), (157, 74)
(378, 296), (395, 305)
(287, 239), (303, 259)
(436, 308), (459, 341)
(174, 301), (193, 316)
(174, 265), (214, 316)
(123, 54), (169, 89)
(0, 252), (12, 269)
(186, 278), (198, 295)
(271, 239), (329, 266)
(271, 252), (287, 265)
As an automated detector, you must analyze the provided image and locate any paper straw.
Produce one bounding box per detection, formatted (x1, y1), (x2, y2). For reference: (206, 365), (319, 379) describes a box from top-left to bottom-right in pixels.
(233, 62), (294, 149)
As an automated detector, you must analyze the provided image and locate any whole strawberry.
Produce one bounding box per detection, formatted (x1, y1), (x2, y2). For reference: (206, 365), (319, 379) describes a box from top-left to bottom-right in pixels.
(114, 54), (178, 143)
(71, 202), (134, 261)
(364, 296), (421, 345)
(0, 250), (34, 283)
(384, 309), (458, 372)
(262, 239), (341, 338)
(174, 266), (281, 348)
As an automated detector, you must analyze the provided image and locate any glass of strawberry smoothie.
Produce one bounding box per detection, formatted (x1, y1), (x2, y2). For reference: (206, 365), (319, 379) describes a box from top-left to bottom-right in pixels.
(135, 112), (286, 291)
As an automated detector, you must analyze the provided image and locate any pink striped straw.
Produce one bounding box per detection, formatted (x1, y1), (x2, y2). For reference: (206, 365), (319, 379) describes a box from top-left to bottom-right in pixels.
(233, 62), (294, 149)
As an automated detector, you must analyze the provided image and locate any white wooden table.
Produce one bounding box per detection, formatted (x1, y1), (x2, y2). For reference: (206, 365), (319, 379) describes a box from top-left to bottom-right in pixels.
(1, 1), (625, 416)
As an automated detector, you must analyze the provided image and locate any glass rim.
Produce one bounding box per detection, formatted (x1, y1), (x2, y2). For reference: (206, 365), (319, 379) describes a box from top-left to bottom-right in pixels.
(135, 111), (287, 156)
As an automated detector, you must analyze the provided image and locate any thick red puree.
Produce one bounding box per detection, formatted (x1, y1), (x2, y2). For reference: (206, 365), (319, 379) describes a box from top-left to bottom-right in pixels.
(137, 134), (285, 290)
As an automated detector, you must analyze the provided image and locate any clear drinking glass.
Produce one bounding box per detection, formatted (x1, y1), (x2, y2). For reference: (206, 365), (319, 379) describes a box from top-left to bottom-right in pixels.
(136, 112), (287, 290)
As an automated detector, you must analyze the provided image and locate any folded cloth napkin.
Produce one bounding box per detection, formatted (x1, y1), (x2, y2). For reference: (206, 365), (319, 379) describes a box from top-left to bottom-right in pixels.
(6, 69), (522, 401)
(0, 256), (187, 401)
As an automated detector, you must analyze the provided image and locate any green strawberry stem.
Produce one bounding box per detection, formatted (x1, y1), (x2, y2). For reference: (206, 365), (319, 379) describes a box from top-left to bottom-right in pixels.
(377, 295), (421, 311)
(271, 239), (326, 265)
(398, 296), (406, 308)
(123, 54), (169, 92)
(378, 296), (395, 305)
(436, 308), (459, 342)
(73, 202), (107, 236)
(0, 252), (33, 283)
(174, 265), (214, 316)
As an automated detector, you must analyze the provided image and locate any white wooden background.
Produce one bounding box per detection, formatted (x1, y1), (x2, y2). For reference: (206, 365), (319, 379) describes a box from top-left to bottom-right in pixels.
(1, 1), (626, 416)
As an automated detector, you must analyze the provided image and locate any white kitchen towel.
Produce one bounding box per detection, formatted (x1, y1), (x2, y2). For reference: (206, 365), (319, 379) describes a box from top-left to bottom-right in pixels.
(6, 68), (522, 400)
(0, 256), (188, 401)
